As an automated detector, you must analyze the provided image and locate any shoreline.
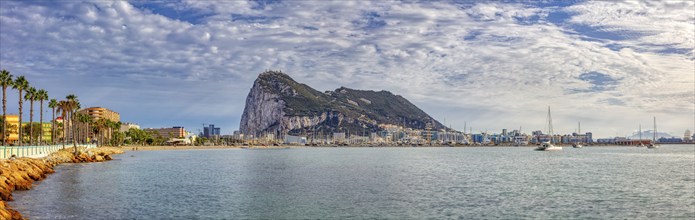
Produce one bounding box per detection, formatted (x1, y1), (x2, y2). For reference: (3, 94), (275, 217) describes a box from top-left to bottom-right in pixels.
(120, 143), (684, 151)
(0, 146), (124, 219)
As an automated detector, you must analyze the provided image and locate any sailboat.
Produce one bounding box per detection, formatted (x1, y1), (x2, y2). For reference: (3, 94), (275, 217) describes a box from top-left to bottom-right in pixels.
(572, 121), (583, 148)
(535, 106), (562, 151)
(647, 116), (660, 149)
(636, 124), (645, 147)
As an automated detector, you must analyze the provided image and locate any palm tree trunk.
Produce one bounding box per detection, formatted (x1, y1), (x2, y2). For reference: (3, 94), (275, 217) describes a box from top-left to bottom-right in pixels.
(29, 100), (33, 146)
(39, 100), (44, 145)
(51, 108), (55, 145)
(81, 122), (84, 144)
(62, 115), (66, 149)
(83, 122), (87, 144)
(65, 112), (69, 145)
(76, 120), (80, 144)
(72, 111), (77, 155)
(2, 86), (6, 146)
(100, 129), (103, 147)
(18, 91), (22, 146)
(72, 111), (78, 149)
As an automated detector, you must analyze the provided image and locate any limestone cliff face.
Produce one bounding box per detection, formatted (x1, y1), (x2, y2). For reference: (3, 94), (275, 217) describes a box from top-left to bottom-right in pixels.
(239, 71), (444, 137)
(238, 77), (286, 137)
(239, 71), (333, 136)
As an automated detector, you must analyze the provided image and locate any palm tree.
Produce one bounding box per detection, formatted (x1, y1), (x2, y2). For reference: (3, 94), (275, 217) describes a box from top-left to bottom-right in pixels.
(95, 118), (107, 147)
(36, 89), (48, 145)
(77, 113), (91, 144)
(111, 121), (122, 146)
(48, 99), (57, 145)
(74, 101), (81, 144)
(77, 113), (85, 144)
(65, 94), (79, 154)
(86, 115), (95, 144)
(12, 76), (28, 146)
(107, 120), (120, 146)
(57, 100), (69, 148)
(24, 87), (36, 145)
(74, 113), (84, 144)
(0, 70), (12, 145)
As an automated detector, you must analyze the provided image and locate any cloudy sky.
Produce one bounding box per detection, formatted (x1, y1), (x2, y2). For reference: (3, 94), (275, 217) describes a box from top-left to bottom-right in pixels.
(0, 0), (693, 138)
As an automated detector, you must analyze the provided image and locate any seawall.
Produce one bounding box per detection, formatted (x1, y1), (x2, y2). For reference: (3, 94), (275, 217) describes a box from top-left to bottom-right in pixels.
(0, 146), (124, 220)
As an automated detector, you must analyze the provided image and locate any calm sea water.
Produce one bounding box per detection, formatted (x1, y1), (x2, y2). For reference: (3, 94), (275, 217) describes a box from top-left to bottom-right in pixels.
(11, 145), (695, 219)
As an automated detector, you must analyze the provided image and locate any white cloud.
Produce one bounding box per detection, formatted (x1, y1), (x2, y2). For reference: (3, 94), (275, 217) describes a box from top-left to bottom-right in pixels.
(0, 0), (692, 137)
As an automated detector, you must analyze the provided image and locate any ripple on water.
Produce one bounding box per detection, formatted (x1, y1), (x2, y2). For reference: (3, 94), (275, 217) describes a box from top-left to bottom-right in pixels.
(8, 145), (695, 219)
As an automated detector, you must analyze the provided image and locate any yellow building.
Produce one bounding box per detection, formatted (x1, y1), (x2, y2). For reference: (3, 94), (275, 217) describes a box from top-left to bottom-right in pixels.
(2, 115), (19, 143)
(19, 122), (52, 144)
(40, 122), (51, 143)
(77, 107), (120, 122)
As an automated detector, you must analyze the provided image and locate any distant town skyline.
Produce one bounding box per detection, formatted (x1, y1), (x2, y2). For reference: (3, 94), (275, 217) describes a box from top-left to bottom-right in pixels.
(0, 1), (693, 138)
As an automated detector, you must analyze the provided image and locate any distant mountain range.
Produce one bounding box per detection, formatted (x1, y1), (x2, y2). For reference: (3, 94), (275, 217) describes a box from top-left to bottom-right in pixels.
(239, 71), (444, 137)
(627, 130), (674, 140)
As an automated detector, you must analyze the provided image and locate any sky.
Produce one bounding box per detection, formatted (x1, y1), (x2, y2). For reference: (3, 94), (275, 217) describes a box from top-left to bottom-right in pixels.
(0, 0), (693, 138)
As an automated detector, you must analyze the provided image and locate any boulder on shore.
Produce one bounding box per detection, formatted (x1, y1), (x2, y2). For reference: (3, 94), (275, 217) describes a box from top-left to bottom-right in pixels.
(0, 147), (124, 219)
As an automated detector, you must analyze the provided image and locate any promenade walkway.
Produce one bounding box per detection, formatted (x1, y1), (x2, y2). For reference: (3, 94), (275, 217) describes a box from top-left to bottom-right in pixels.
(1, 144), (97, 159)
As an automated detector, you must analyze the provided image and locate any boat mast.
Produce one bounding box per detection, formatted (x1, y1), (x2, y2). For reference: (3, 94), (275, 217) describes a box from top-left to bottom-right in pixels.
(577, 121), (581, 143)
(547, 106), (553, 144)
(653, 116), (657, 143)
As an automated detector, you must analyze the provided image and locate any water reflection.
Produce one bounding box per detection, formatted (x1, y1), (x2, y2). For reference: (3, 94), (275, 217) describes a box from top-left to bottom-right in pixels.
(9, 146), (695, 219)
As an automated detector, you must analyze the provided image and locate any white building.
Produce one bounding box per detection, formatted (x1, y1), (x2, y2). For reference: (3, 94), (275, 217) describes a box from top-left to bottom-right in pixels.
(284, 135), (307, 145)
(120, 122), (140, 133)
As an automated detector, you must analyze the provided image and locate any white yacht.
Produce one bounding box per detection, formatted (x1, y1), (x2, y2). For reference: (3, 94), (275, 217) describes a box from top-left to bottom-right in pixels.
(535, 107), (562, 151)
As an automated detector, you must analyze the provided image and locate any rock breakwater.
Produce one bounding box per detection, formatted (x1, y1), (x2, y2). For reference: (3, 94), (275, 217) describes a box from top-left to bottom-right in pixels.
(0, 147), (124, 220)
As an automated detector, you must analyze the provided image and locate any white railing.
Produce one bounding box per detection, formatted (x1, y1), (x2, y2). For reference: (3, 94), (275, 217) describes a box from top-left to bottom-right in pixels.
(0, 144), (97, 159)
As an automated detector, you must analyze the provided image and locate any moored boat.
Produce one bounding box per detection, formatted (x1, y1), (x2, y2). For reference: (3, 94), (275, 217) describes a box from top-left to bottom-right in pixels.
(647, 116), (660, 149)
(535, 106), (562, 151)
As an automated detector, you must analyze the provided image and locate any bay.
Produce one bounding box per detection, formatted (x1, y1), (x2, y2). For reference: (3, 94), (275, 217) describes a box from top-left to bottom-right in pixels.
(11, 145), (695, 219)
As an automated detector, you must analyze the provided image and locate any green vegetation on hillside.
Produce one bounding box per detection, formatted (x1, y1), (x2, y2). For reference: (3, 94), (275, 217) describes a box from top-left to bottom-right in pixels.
(255, 71), (444, 133)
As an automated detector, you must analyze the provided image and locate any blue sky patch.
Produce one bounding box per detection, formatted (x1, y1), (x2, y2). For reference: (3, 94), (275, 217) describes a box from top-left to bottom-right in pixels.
(545, 10), (572, 25)
(569, 24), (648, 41)
(529, 0), (585, 8)
(353, 11), (387, 30)
(604, 43), (627, 51)
(487, 34), (522, 43)
(463, 30), (483, 41)
(250, 0), (282, 10)
(577, 71), (619, 92)
(656, 47), (693, 55)
(515, 14), (542, 25)
(131, 1), (212, 25)
(302, 26), (319, 31)
(231, 14), (282, 24)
